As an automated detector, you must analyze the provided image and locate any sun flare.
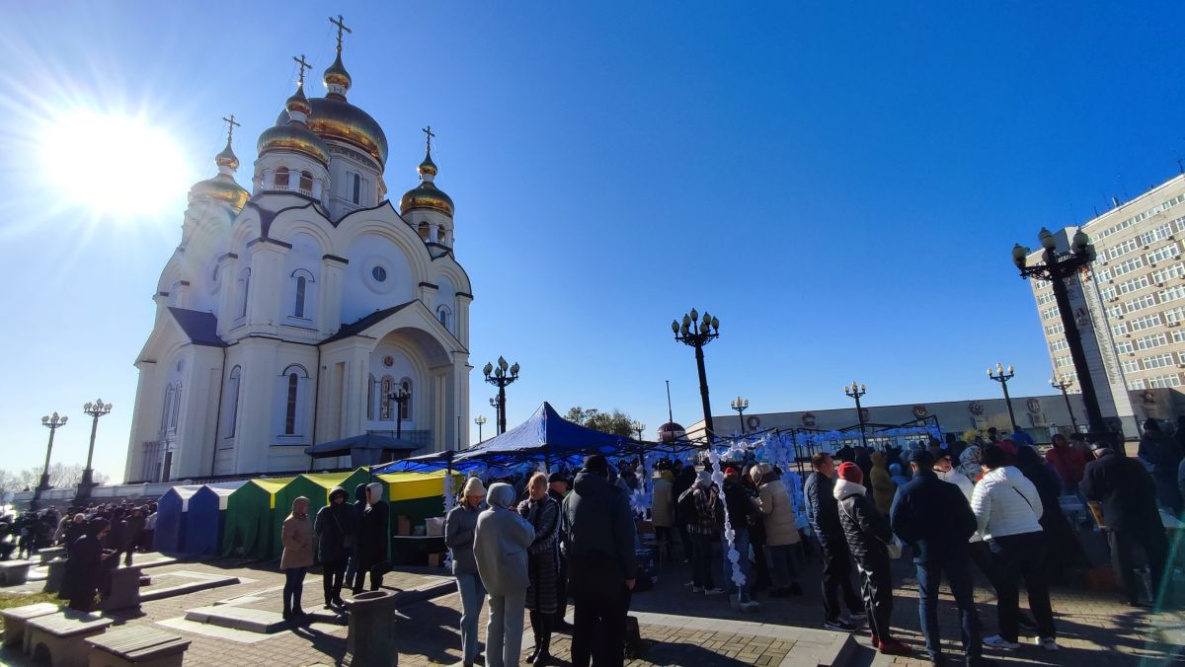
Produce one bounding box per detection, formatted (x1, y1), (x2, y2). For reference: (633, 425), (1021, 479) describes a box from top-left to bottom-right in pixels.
(39, 112), (192, 220)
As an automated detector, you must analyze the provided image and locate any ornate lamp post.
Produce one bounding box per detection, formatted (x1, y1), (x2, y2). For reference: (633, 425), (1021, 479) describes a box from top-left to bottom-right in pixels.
(77, 399), (112, 502)
(1014, 229), (1106, 435)
(730, 396), (749, 435)
(474, 415), (487, 443)
(843, 381), (869, 449)
(387, 385), (411, 439)
(631, 420), (646, 441)
(671, 309), (720, 440)
(1050, 375), (1081, 434)
(34, 412), (68, 508)
(483, 357), (519, 435)
(987, 363), (1019, 433)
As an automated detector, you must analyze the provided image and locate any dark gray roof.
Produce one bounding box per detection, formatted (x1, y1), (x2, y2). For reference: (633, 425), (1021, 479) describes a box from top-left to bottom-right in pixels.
(321, 302), (415, 344)
(167, 308), (226, 347)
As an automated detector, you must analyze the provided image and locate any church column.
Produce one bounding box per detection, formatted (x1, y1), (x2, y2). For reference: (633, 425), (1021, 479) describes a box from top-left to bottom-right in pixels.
(245, 238), (289, 335)
(429, 223), (440, 243)
(262, 169), (275, 189)
(215, 254), (237, 338)
(320, 255), (348, 337)
(124, 359), (159, 482)
(233, 338), (278, 474)
(453, 356), (471, 450)
(340, 344), (370, 437)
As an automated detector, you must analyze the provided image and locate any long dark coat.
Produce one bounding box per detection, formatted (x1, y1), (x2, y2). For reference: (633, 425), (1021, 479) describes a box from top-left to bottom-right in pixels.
(314, 488), (355, 564)
(356, 500), (389, 571)
(518, 495), (561, 614)
(62, 534), (103, 609)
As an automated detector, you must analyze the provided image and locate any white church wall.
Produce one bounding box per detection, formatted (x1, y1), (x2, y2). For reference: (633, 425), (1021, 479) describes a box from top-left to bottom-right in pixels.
(340, 232), (415, 324)
(279, 232), (323, 336)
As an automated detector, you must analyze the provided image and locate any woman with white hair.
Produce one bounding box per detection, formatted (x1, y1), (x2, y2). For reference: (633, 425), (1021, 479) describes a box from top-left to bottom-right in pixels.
(446, 477), (488, 667)
(474, 482), (535, 667)
(518, 472), (561, 665)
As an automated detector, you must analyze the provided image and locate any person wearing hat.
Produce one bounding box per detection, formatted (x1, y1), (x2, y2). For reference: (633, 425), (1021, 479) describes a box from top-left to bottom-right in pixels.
(721, 465), (760, 610)
(446, 476), (489, 667)
(1082, 441), (1170, 609)
(63, 518), (111, 611)
(315, 486), (355, 609)
(834, 461), (910, 656)
(546, 471), (573, 632)
(475, 482), (536, 667)
(684, 470), (724, 596)
(890, 450), (989, 666)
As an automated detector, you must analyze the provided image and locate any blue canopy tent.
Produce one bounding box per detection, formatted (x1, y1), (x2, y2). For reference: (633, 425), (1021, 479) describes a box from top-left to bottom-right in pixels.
(185, 482), (245, 556)
(373, 402), (638, 474)
(303, 433), (422, 467)
(154, 485), (201, 553)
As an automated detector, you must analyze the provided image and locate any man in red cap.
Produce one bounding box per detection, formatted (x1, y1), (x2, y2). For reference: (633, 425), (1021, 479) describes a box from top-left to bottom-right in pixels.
(834, 461), (909, 656)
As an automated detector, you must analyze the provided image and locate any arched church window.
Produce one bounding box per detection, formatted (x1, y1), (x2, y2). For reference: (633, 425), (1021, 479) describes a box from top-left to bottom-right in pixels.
(352, 173), (361, 204)
(291, 269), (314, 319)
(224, 366), (241, 438)
(380, 376), (394, 421)
(418, 222), (429, 240)
(295, 277), (307, 318)
(238, 268), (250, 318)
(437, 306), (451, 332)
(274, 167), (290, 189)
(367, 374), (376, 420)
(285, 373), (299, 435)
(299, 171), (313, 195)
(160, 385), (175, 432)
(399, 378), (412, 421)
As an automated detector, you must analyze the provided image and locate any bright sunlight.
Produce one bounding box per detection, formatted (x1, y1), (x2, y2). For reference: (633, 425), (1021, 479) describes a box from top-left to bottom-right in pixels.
(39, 112), (192, 220)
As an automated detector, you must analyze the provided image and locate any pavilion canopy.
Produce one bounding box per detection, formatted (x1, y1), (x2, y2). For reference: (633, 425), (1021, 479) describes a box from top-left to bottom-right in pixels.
(303, 433), (421, 466)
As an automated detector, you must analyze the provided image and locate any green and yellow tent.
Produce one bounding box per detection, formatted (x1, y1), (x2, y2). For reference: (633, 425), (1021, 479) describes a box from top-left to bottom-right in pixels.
(221, 477), (292, 560)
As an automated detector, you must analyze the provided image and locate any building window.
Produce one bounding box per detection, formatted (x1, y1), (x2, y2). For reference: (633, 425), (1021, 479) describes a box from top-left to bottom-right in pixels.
(294, 276), (307, 318)
(367, 374), (376, 420)
(399, 378), (412, 421)
(1128, 379), (1147, 390)
(1142, 353), (1175, 370)
(238, 268), (250, 318)
(1122, 360), (1140, 373)
(1136, 333), (1169, 351)
(274, 167), (290, 189)
(285, 373), (299, 435)
(299, 171), (313, 195)
(352, 173), (361, 204)
(224, 366), (242, 439)
(380, 376), (394, 421)
(371, 266), (387, 282)
(291, 269), (314, 319)
(437, 306), (451, 331)
(1148, 374), (1182, 388)
(281, 364), (308, 436)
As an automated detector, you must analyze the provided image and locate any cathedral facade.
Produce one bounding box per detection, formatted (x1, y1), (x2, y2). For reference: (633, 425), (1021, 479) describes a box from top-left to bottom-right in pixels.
(125, 33), (472, 482)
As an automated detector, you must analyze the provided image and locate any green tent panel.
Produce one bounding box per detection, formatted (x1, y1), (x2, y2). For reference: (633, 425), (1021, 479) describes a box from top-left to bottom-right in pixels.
(221, 477), (292, 560)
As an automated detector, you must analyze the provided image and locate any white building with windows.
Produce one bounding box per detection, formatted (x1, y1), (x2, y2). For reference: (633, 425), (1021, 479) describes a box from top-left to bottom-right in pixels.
(125, 37), (472, 482)
(1028, 172), (1185, 435)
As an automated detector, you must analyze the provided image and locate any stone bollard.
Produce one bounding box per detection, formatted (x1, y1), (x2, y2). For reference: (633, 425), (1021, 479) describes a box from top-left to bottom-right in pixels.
(38, 547), (65, 565)
(345, 590), (398, 667)
(43, 559), (67, 594)
(101, 565), (143, 612)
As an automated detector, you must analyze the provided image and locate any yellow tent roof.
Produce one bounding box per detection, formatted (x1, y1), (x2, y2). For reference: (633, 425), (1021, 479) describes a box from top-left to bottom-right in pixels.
(376, 470), (462, 502)
(250, 478), (293, 508)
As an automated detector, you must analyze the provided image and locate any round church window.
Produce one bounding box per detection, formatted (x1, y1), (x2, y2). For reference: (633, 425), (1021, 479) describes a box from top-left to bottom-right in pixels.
(372, 266), (387, 282)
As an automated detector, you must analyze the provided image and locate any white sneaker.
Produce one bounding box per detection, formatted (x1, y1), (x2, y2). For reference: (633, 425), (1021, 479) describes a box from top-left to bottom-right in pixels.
(704, 587), (726, 596)
(983, 635), (1020, 650)
(1037, 636), (1059, 652)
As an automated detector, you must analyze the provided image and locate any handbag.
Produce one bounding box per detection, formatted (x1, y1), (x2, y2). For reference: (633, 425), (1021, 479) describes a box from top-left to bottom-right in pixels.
(840, 501), (903, 559)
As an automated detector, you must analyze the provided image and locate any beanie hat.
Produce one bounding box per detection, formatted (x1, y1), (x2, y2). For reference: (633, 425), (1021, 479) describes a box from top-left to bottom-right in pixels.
(695, 471), (712, 488)
(547, 471), (567, 484)
(461, 477), (486, 497)
(837, 461), (864, 484)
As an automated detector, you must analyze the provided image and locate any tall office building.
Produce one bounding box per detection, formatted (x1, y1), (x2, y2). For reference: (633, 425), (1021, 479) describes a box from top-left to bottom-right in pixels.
(1029, 172), (1185, 435)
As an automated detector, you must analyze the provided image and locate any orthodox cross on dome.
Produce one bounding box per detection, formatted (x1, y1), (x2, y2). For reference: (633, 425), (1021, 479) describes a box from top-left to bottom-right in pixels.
(292, 54), (311, 86)
(329, 14), (352, 52)
(221, 114), (241, 144)
(422, 125), (436, 153)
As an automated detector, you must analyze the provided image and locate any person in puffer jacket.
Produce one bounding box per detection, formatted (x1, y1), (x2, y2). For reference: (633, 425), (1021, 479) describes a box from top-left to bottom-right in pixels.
(834, 462), (909, 656)
(971, 444), (1058, 652)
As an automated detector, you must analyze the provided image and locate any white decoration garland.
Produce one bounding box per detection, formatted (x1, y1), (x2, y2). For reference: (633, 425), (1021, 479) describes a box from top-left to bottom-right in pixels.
(707, 447), (746, 590)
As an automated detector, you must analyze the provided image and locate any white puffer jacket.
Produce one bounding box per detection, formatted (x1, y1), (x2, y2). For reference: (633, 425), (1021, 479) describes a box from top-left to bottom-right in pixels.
(970, 466), (1043, 541)
(936, 468), (981, 543)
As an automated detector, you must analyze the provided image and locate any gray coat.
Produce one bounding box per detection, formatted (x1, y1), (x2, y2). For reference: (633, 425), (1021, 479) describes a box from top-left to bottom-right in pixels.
(444, 503), (484, 576)
(474, 505), (535, 597)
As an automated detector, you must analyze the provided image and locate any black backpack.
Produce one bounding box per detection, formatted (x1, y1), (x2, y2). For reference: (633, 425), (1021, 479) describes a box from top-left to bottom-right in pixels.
(677, 487), (699, 524)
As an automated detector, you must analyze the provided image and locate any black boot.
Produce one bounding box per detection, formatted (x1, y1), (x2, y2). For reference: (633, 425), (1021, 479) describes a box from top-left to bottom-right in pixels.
(525, 611), (541, 663)
(282, 591), (293, 621)
(535, 615), (554, 665)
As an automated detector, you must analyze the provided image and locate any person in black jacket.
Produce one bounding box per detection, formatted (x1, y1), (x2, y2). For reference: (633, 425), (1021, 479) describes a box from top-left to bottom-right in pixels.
(722, 466), (759, 609)
(835, 462), (909, 656)
(1014, 447), (1089, 580)
(803, 453), (864, 631)
(671, 465), (697, 564)
(1082, 445), (1171, 607)
(561, 455), (637, 667)
(890, 450), (988, 667)
(63, 519), (111, 611)
(315, 486), (354, 608)
(352, 482), (389, 594)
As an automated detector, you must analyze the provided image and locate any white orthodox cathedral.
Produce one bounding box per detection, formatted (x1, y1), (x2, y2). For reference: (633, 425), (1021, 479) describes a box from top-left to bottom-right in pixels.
(125, 27), (472, 482)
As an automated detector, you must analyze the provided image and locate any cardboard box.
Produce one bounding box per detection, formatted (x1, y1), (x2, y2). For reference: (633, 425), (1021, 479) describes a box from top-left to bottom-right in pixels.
(397, 515), (411, 536)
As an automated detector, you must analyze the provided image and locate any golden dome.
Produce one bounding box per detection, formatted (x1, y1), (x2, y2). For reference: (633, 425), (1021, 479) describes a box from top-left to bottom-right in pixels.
(277, 96), (388, 166)
(285, 84), (312, 117)
(323, 51), (352, 92)
(189, 174), (248, 211)
(257, 122), (330, 166)
(214, 141), (239, 171)
(400, 152), (453, 216)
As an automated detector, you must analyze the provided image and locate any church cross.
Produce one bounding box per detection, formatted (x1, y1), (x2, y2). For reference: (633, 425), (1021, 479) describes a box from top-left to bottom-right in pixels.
(329, 14), (352, 51)
(422, 125), (436, 153)
(292, 54), (311, 86)
(221, 114), (241, 144)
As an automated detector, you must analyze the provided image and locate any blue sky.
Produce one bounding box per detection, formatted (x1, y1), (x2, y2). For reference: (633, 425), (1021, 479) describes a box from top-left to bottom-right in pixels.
(1, 2), (1183, 483)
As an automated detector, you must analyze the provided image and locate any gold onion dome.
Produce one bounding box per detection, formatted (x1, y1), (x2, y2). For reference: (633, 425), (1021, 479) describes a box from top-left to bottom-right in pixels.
(277, 97), (388, 166)
(400, 152), (454, 217)
(189, 141), (248, 211)
(323, 51), (352, 93)
(258, 83), (331, 166)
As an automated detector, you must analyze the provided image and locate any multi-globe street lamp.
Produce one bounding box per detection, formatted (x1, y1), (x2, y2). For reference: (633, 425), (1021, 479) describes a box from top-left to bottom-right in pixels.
(730, 396), (750, 435)
(631, 421), (646, 441)
(474, 415), (487, 443)
(987, 363), (1019, 433)
(1050, 375), (1081, 434)
(387, 385), (411, 439)
(1013, 228), (1106, 435)
(34, 412), (68, 508)
(483, 357), (519, 435)
(670, 309), (720, 440)
(843, 381), (869, 449)
(77, 399), (112, 502)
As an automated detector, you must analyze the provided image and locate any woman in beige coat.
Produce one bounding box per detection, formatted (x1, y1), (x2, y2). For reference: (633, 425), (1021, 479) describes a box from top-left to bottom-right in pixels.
(281, 496), (314, 620)
(753, 465), (803, 597)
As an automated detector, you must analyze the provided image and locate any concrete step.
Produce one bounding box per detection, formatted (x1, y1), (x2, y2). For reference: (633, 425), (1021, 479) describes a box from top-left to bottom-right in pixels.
(139, 575), (239, 602)
(184, 606), (342, 634)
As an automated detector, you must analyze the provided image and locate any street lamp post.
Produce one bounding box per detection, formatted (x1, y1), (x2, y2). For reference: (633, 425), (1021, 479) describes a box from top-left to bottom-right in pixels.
(631, 420), (646, 441)
(844, 381), (869, 449)
(671, 309), (720, 441)
(474, 415), (487, 443)
(1014, 229), (1106, 435)
(483, 357), (519, 435)
(34, 412), (68, 508)
(1050, 375), (1081, 434)
(77, 399), (112, 502)
(987, 364), (1019, 433)
(387, 386), (411, 439)
(730, 396), (749, 435)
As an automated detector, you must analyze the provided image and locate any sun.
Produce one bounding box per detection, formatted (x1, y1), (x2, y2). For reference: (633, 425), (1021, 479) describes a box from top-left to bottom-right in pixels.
(39, 111), (193, 220)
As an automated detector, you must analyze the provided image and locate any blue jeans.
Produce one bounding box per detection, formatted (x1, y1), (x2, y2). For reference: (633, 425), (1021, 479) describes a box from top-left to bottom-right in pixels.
(486, 590), (526, 667)
(916, 557), (982, 663)
(456, 573), (487, 663)
(723, 528), (752, 599)
(768, 544), (800, 589)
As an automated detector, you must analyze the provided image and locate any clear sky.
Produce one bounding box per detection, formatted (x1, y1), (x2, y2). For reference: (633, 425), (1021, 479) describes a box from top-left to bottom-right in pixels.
(1, 2), (1183, 483)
